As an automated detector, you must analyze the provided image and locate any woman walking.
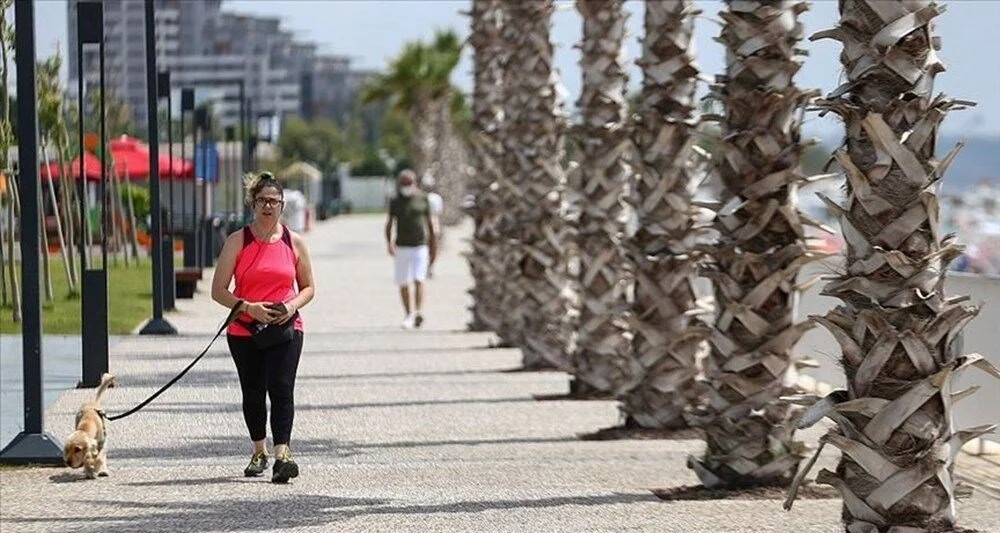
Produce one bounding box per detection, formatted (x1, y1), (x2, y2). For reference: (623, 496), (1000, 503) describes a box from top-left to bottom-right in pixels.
(212, 171), (315, 483)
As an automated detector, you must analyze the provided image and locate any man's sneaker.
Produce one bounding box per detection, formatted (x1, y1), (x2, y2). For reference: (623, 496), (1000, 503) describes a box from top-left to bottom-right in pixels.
(414, 314), (424, 328)
(244, 451), (269, 477)
(401, 314), (415, 330)
(271, 453), (299, 484)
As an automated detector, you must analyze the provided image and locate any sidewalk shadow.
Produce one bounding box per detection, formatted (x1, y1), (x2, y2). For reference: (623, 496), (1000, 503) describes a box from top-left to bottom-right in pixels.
(118, 369), (235, 388)
(132, 396), (536, 416)
(10, 492), (654, 533)
(48, 472), (87, 484)
(8, 495), (387, 533)
(297, 368), (504, 381)
(111, 435), (578, 461)
(123, 476), (250, 487)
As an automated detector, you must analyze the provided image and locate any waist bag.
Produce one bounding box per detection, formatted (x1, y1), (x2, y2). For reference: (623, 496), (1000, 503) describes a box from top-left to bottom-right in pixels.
(235, 311), (299, 349)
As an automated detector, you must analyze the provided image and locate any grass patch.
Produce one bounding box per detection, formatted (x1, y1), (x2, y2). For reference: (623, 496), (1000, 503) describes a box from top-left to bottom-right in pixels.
(0, 255), (154, 334)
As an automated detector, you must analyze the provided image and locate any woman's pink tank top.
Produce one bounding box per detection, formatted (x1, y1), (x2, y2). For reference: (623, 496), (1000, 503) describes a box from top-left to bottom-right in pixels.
(228, 225), (304, 337)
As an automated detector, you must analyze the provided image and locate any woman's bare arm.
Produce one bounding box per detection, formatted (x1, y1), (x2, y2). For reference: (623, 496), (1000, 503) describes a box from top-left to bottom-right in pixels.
(287, 232), (315, 314)
(211, 232), (246, 311)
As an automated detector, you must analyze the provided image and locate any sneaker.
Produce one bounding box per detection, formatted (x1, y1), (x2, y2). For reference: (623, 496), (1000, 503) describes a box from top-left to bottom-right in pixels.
(271, 453), (299, 484)
(244, 451), (269, 477)
(401, 314), (415, 330)
(414, 314), (424, 328)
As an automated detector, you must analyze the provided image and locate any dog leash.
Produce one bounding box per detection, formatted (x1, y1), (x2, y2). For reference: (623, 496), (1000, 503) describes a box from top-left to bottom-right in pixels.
(105, 301), (244, 422)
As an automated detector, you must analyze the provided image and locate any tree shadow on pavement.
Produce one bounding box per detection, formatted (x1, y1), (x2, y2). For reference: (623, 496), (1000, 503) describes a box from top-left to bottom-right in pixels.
(48, 472), (88, 484)
(123, 476), (254, 487)
(9, 492), (657, 533)
(133, 396), (535, 415)
(111, 435), (579, 462)
(296, 368), (505, 381)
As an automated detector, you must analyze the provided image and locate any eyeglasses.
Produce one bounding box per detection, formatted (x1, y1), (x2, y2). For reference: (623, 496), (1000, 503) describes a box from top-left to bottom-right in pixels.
(254, 197), (283, 208)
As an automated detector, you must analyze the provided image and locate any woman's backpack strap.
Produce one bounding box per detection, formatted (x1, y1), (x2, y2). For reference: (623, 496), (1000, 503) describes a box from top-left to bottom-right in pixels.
(281, 226), (293, 250)
(242, 226), (254, 249)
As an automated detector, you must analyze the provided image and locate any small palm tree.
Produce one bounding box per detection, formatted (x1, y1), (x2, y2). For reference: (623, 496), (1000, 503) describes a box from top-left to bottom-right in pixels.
(0, 0), (20, 320)
(361, 30), (462, 180)
(689, 0), (817, 489)
(501, 0), (573, 369)
(785, 1), (999, 530)
(466, 0), (506, 333)
(37, 53), (76, 296)
(619, 0), (706, 429)
(569, 0), (634, 390)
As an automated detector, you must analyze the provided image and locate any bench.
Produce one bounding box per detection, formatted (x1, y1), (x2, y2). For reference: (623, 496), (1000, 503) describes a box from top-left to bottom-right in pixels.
(175, 267), (203, 299)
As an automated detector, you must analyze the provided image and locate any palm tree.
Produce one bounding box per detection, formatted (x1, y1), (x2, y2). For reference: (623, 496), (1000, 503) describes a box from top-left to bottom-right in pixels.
(361, 30), (462, 182)
(618, 0), (706, 429)
(568, 0), (633, 391)
(37, 53), (76, 296)
(502, 0), (573, 369)
(688, 0), (817, 489)
(784, 1), (998, 530)
(0, 0), (20, 321)
(466, 0), (506, 333)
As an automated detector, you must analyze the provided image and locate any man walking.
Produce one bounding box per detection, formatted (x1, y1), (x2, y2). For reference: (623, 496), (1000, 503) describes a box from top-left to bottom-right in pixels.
(386, 169), (436, 329)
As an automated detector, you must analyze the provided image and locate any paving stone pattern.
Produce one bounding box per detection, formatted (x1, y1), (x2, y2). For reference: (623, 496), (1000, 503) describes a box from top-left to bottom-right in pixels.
(1, 215), (997, 532)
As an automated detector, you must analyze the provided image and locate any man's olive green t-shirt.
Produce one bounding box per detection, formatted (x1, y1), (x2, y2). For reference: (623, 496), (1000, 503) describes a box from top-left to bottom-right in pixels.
(390, 194), (429, 246)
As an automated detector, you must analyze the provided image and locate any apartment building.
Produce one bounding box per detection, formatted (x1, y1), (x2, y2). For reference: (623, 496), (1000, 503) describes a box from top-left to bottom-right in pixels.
(67, 0), (370, 135)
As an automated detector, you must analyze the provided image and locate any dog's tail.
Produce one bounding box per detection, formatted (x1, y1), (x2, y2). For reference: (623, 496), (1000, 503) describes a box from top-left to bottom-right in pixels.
(93, 373), (115, 404)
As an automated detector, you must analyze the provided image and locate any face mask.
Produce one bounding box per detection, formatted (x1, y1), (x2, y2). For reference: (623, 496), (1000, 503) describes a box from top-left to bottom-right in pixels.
(400, 185), (417, 197)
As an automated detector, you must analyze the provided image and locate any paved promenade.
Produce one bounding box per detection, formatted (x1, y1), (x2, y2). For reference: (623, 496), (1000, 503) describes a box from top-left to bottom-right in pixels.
(1, 214), (997, 532)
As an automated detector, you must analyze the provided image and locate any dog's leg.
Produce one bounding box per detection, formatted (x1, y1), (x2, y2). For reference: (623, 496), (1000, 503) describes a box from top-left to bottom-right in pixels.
(96, 448), (109, 477)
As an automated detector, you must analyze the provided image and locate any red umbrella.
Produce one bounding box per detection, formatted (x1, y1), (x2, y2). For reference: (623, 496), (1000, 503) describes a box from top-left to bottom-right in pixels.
(110, 135), (150, 180)
(110, 135), (194, 180)
(40, 152), (104, 181)
(161, 153), (195, 179)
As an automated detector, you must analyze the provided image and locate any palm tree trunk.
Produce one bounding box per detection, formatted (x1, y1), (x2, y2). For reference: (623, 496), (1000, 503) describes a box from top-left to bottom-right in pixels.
(785, 2), (999, 530)
(409, 98), (438, 179)
(435, 100), (468, 228)
(619, 0), (706, 429)
(569, 0), (634, 392)
(689, 0), (816, 489)
(503, 0), (573, 369)
(467, 0), (505, 333)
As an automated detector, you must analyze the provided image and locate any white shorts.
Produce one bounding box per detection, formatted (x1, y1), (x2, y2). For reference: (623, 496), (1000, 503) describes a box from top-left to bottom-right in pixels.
(394, 245), (429, 286)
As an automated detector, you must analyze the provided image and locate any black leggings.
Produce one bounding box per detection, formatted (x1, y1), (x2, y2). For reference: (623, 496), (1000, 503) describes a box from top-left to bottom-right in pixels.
(227, 332), (303, 445)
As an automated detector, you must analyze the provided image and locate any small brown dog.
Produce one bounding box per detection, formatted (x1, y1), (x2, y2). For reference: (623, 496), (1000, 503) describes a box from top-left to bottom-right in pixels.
(63, 373), (115, 479)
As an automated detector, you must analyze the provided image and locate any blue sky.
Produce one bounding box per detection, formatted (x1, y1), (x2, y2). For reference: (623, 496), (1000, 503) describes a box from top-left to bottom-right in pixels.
(23, 0), (1000, 139)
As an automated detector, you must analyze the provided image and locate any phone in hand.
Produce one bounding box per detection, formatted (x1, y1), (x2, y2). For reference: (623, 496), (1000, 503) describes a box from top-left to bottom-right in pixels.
(266, 302), (288, 315)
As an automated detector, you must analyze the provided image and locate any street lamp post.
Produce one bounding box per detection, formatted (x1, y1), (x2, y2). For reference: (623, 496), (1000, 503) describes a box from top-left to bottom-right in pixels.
(157, 70), (176, 310)
(225, 126), (237, 215)
(180, 88), (195, 268)
(76, 0), (110, 389)
(191, 107), (202, 268)
(194, 107), (214, 267)
(0, 0), (63, 464)
(139, 0), (176, 335)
